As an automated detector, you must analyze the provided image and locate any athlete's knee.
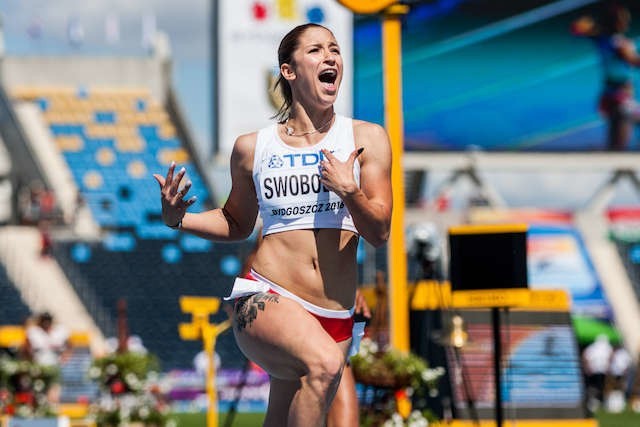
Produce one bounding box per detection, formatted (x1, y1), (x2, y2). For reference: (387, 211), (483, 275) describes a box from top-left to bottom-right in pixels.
(305, 346), (345, 397)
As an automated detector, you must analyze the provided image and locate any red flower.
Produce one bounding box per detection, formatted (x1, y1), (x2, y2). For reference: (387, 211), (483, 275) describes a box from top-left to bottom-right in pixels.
(14, 392), (34, 405)
(110, 380), (126, 395)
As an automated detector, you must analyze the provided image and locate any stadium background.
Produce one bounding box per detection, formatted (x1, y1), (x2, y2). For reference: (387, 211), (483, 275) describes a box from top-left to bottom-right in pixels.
(0, 0), (639, 424)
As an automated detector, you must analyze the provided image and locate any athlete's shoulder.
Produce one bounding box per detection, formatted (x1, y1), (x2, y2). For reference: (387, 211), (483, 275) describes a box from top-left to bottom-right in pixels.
(352, 119), (388, 140)
(233, 131), (259, 155)
(230, 131), (259, 173)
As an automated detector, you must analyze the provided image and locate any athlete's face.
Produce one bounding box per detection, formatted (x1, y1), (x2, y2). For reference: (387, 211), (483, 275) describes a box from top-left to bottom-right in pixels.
(282, 27), (343, 108)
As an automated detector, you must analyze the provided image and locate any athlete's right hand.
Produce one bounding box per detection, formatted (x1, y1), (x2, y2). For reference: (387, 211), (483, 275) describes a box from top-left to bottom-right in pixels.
(153, 162), (197, 227)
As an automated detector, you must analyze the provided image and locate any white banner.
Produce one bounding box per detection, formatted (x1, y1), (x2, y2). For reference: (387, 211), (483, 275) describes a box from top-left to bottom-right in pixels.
(217, 0), (353, 157)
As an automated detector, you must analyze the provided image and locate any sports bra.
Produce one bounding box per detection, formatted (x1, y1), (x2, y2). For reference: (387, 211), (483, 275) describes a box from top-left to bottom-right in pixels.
(252, 114), (360, 236)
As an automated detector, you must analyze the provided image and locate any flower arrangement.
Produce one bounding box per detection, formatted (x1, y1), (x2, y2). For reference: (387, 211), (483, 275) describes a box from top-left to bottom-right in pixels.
(382, 410), (431, 427)
(0, 354), (59, 418)
(89, 352), (159, 395)
(351, 337), (445, 426)
(351, 338), (444, 391)
(89, 351), (171, 427)
(89, 393), (173, 427)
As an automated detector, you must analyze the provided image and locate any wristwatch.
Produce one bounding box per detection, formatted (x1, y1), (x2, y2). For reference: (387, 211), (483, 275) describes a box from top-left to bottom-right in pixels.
(167, 219), (182, 229)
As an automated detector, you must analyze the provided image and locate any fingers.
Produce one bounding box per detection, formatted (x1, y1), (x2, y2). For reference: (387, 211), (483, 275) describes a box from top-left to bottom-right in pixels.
(163, 162), (187, 196)
(319, 149), (338, 173)
(174, 180), (192, 202)
(321, 148), (336, 162)
(165, 161), (176, 187)
(321, 147), (364, 166)
(169, 167), (187, 196)
(156, 162), (186, 195)
(348, 147), (365, 164)
(155, 164), (196, 208)
(153, 174), (165, 189)
(354, 291), (371, 319)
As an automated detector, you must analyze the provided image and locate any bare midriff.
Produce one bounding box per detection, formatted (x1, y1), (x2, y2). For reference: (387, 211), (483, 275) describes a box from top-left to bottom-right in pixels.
(251, 228), (359, 310)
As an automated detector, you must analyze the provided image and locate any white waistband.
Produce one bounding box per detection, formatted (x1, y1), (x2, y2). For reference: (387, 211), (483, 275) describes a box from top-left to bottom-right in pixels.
(249, 269), (354, 319)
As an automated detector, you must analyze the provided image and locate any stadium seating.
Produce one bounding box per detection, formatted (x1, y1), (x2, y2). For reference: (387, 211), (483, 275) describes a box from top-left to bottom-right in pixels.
(7, 85), (259, 370)
(11, 86), (211, 239)
(51, 238), (255, 371)
(0, 262), (31, 326)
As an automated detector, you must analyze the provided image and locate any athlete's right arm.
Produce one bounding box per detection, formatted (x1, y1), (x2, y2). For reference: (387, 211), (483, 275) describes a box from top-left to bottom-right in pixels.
(618, 38), (640, 67)
(153, 133), (259, 241)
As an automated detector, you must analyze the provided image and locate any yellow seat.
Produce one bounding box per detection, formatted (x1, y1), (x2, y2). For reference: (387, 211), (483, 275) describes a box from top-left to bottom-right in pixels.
(59, 403), (91, 419)
(157, 147), (189, 165)
(56, 135), (84, 152)
(159, 123), (176, 139)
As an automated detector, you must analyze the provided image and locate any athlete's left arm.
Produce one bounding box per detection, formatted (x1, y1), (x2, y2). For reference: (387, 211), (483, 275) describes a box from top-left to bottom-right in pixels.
(320, 121), (392, 247)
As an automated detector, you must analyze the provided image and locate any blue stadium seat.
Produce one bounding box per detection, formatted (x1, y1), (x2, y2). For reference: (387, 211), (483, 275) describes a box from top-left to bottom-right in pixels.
(0, 264), (31, 326)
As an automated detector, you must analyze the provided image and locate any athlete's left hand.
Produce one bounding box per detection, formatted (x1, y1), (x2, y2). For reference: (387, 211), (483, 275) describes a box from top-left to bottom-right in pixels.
(319, 147), (363, 198)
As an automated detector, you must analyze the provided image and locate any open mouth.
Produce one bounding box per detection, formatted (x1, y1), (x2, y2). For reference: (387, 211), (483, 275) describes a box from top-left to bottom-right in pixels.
(318, 69), (338, 87)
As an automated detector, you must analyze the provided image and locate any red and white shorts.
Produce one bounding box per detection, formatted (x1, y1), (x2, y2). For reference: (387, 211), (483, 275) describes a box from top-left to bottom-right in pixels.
(599, 90), (640, 121)
(225, 269), (365, 356)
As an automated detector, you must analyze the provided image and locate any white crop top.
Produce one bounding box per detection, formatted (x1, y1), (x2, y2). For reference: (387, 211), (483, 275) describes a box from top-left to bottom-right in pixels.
(253, 114), (360, 236)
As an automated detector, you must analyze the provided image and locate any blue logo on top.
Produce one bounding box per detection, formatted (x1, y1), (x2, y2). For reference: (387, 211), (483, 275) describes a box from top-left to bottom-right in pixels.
(268, 155), (284, 168)
(267, 151), (334, 168)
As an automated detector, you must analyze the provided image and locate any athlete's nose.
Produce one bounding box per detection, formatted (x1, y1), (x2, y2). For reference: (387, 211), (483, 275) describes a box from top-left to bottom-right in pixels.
(324, 51), (336, 63)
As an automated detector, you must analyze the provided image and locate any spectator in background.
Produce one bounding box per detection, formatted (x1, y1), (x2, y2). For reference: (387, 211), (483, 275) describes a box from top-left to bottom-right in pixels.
(22, 312), (72, 404)
(22, 312), (71, 367)
(605, 343), (633, 412)
(571, 1), (640, 150)
(583, 334), (614, 412)
(39, 220), (52, 258)
(611, 344), (632, 385)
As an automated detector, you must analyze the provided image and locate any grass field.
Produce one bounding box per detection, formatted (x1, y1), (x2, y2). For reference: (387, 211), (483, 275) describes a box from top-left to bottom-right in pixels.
(172, 412), (264, 426)
(172, 410), (640, 427)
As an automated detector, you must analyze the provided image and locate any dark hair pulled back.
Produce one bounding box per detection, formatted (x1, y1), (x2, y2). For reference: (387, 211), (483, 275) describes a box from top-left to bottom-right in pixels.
(272, 23), (331, 121)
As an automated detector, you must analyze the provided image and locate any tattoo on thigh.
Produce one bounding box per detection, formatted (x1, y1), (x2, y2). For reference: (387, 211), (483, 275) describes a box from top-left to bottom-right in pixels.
(234, 293), (279, 332)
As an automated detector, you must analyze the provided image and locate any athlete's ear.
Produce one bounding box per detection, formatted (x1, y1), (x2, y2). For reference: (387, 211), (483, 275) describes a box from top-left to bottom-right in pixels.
(281, 63), (296, 81)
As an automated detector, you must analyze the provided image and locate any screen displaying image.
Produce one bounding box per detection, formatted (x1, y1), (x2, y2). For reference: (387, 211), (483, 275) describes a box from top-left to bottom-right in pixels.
(354, 0), (640, 151)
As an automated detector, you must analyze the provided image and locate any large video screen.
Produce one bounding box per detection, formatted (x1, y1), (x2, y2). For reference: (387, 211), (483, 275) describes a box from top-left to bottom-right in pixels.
(353, 0), (640, 151)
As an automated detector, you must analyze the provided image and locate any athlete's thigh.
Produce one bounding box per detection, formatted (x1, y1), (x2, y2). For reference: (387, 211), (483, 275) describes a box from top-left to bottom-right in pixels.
(232, 292), (341, 379)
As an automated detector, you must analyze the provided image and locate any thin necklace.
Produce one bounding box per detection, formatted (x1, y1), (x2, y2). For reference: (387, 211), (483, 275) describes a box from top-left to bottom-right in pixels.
(284, 114), (335, 137)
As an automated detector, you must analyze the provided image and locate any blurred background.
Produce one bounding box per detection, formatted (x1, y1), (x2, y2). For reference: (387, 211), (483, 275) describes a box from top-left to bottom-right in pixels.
(0, 0), (639, 426)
